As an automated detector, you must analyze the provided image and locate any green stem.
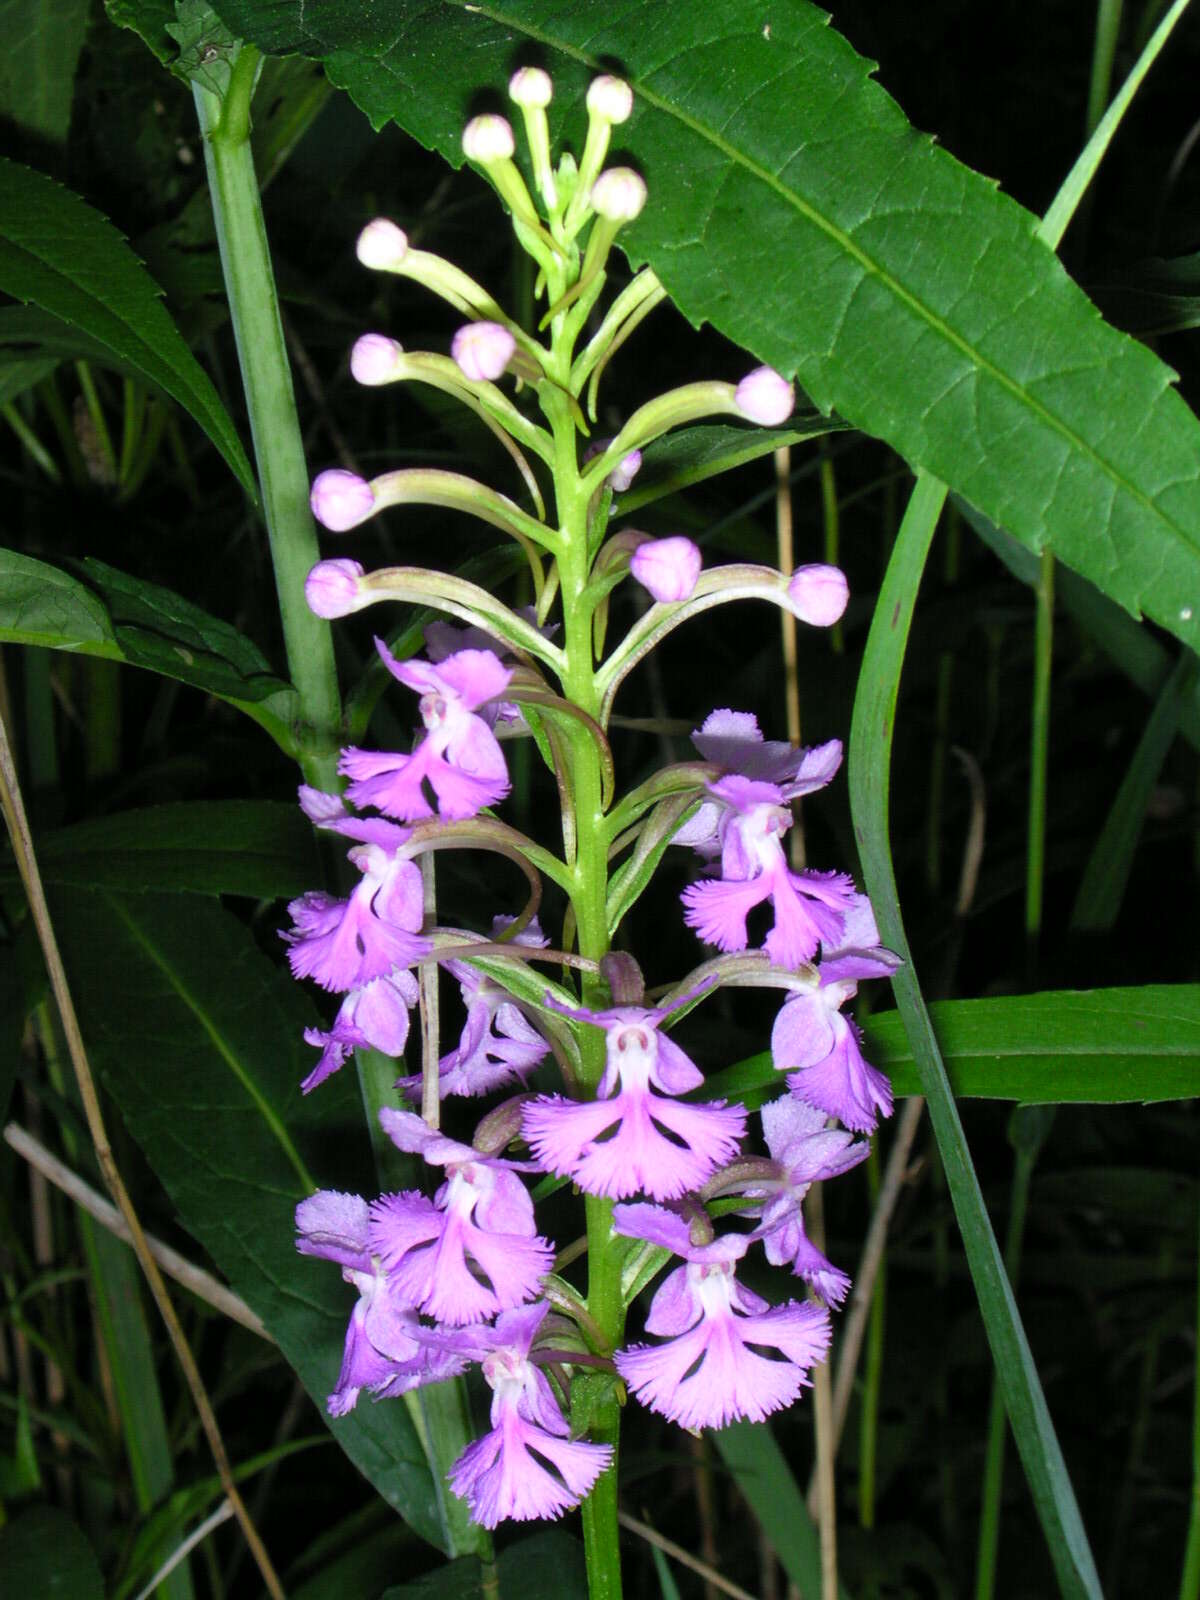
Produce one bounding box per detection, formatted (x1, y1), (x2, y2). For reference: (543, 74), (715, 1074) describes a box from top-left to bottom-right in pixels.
(1024, 547), (1054, 980)
(858, 1145), (884, 1532)
(191, 45), (341, 789)
(1179, 1205), (1200, 1599)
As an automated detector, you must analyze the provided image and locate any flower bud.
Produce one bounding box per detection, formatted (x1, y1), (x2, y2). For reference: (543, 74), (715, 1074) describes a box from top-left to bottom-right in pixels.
(609, 449), (642, 493)
(451, 321), (517, 382)
(509, 66), (552, 108)
(310, 469), (376, 532)
(350, 333), (404, 386)
(735, 366), (794, 426)
(631, 536), (702, 603)
(787, 564), (849, 627)
(356, 218), (409, 271)
(305, 558), (364, 618)
(591, 167), (647, 222)
(462, 114), (516, 163)
(587, 74), (633, 124)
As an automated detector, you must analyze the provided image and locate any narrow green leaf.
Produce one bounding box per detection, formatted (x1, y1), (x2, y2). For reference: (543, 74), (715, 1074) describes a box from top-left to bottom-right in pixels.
(0, 0), (90, 143)
(0, 352), (57, 404)
(703, 985), (1200, 1108)
(616, 419), (849, 514)
(848, 473), (1103, 1598)
(52, 890), (447, 1551)
(5, 801), (320, 898)
(0, 157), (255, 496)
(712, 1420), (845, 1599)
(379, 1529), (587, 1600)
(1071, 656), (1194, 931)
(208, 0), (1200, 655)
(0, 1507), (104, 1600)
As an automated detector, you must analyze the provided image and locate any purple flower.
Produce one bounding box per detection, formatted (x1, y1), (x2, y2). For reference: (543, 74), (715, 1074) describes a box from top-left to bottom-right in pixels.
(772, 897), (899, 1132)
(356, 219), (409, 270)
(630, 536), (702, 603)
(294, 1190), (466, 1415)
(681, 775), (856, 969)
(396, 917), (552, 1102)
(787, 564), (849, 628)
(350, 333), (404, 386)
(447, 1302), (613, 1527)
(302, 967), (420, 1093)
(282, 814), (428, 992)
(612, 1204), (831, 1429)
(747, 1096), (869, 1304)
(339, 642), (513, 822)
(305, 558), (364, 618)
(452, 322), (516, 382)
(310, 468), (376, 532)
(367, 1109), (552, 1324)
(522, 988), (745, 1200)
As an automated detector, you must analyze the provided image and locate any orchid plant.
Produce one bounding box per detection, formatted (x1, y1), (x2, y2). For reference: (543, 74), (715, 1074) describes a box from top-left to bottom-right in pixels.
(284, 73), (897, 1581)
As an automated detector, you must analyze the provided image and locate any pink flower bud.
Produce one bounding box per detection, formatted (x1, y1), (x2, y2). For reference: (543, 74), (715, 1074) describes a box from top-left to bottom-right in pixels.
(587, 75), (633, 124)
(310, 469), (376, 532)
(591, 167), (647, 222)
(631, 536), (702, 603)
(462, 114), (515, 163)
(451, 321), (517, 382)
(356, 219), (408, 270)
(609, 449), (642, 493)
(509, 67), (552, 108)
(305, 559), (364, 618)
(787, 564), (849, 627)
(735, 366), (794, 426)
(350, 333), (403, 386)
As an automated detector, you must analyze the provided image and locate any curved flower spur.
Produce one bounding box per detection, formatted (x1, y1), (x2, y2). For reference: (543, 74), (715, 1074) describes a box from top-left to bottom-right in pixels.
(285, 66), (898, 1556)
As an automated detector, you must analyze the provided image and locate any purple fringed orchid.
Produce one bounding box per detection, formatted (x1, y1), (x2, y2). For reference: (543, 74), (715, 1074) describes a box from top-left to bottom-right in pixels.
(396, 916), (552, 1101)
(367, 1108), (553, 1325)
(772, 895), (901, 1132)
(612, 1203), (831, 1429)
(282, 809), (428, 993)
(302, 968), (419, 1093)
(680, 773), (856, 969)
(445, 1300), (613, 1527)
(521, 987), (745, 1200)
(744, 1096), (869, 1305)
(339, 641), (513, 822)
(294, 1190), (467, 1416)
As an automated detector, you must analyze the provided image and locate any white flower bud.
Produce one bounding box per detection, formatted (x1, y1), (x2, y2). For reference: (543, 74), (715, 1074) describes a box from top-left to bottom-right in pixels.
(587, 75), (633, 124)
(591, 167), (647, 222)
(509, 67), (552, 108)
(735, 366), (794, 426)
(356, 219), (409, 271)
(305, 559), (365, 618)
(462, 114), (516, 163)
(787, 564), (849, 627)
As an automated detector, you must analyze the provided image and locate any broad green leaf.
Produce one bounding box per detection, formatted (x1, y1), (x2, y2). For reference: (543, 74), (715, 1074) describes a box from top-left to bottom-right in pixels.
(0, 0), (89, 144)
(712, 1422), (846, 1600)
(703, 985), (1200, 1108)
(0, 158), (255, 496)
(379, 1529), (586, 1599)
(0, 1507), (104, 1600)
(616, 419), (850, 515)
(0, 549), (116, 650)
(52, 889), (447, 1551)
(206, 0), (1200, 656)
(104, 0), (178, 66)
(5, 800), (319, 898)
(0, 552), (299, 742)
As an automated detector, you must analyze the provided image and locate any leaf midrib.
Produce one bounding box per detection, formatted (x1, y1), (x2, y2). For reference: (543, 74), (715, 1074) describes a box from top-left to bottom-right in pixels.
(449, 1), (1200, 561)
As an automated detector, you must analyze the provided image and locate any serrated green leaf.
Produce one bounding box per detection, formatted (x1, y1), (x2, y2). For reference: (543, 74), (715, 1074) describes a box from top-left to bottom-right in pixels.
(0, 1507), (104, 1600)
(702, 986), (1200, 1108)
(0, 0), (90, 144)
(52, 890), (447, 1551)
(5, 800), (320, 898)
(207, 0), (1200, 655)
(0, 157), (255, 495)
(105, 0), (179, 66)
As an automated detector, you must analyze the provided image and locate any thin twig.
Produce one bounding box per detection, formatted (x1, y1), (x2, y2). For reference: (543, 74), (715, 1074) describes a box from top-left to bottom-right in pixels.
(4, 1122), (270, 1341)
(0, 711), (286, 1600)
(134, 1499), (235, 1600)
(618, 1511), (762, 1600)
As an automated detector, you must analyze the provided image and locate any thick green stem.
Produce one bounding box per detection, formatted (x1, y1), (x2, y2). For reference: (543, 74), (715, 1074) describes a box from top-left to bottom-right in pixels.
(192, 46), (341, 789)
